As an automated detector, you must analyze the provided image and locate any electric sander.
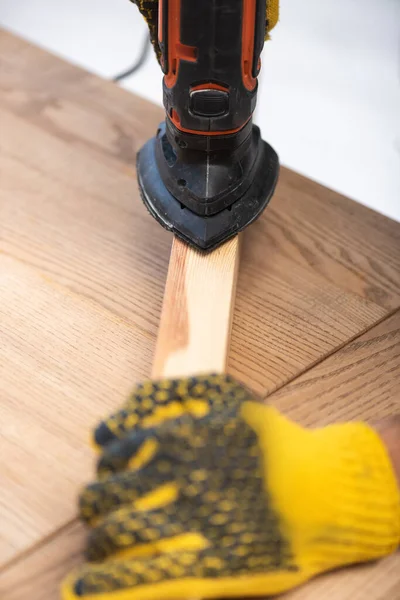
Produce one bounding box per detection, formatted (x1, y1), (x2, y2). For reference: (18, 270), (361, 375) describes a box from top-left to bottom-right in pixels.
(137, 0), (279, 251)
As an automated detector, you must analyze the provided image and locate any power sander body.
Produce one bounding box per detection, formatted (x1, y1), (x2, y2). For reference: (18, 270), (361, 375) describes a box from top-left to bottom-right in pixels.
(137, 0), (279, 251)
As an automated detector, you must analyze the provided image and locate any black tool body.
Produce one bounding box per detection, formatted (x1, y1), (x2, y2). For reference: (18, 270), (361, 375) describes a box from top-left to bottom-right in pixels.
(137, 0), (279, 251)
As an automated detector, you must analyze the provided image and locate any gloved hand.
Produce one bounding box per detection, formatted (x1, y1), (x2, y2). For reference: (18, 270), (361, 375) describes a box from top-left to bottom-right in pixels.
(62, 374), (400, 600)
(130, 0), (280, 62)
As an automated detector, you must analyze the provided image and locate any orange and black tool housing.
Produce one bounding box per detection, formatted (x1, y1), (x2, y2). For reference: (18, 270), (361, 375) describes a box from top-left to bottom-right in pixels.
(137, 0), (279, 251)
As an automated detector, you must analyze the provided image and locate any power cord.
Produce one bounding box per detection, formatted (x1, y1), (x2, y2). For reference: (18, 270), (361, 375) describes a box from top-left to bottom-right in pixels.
(112, 33), (151, 83)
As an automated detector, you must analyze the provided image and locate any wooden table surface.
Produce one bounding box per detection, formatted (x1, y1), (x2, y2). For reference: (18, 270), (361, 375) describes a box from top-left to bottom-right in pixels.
(0, 29), (399, 599)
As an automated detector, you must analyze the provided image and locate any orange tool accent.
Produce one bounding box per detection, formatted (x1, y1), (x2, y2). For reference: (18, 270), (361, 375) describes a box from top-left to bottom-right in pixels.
(164, 0), (198, 89)
(242, 0), (258, 91)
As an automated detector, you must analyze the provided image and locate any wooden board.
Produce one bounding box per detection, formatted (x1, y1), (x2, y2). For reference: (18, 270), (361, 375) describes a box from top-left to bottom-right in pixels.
(1, 314), (399, 600)
(152, 237), (240, 379)
(0, 522), (85, 600)
(267, 311), (400, 428)
(0, 28), (399, 598)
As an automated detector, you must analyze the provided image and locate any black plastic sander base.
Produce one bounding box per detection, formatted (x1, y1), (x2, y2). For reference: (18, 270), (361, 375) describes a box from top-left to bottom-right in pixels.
(137, 123), (279, 252)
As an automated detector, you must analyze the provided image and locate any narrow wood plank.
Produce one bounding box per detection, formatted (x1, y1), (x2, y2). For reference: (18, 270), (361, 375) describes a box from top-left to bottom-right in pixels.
(152, 237), (240, 378)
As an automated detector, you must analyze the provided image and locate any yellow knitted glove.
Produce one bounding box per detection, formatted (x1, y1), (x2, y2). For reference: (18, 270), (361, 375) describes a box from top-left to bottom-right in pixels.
(62, 375), (399, 600)
(266, 0), (279, 35)
(131, 0), (280, 61)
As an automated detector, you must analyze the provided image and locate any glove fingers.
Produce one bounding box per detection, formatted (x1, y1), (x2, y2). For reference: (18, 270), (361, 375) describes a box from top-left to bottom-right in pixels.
(96, 427), (159, 477)
(93, 379), (170, 449)
(64, 550), (202, 599)
(86, 501), (191, 562)
(80, 459), (176, 526)
(94, 374), (249, 451)
(64, 545), (276, 599)
(97, 411), (204, 478)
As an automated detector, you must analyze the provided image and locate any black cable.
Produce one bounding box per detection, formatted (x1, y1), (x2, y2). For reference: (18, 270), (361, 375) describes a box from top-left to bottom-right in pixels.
(112, 33), (151, 82)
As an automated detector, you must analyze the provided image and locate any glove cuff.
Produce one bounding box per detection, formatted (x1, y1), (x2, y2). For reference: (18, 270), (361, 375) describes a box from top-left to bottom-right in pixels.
(242, 404), (400, 574)
(266, 0), (280, 34)
(311, 420), (400, 567)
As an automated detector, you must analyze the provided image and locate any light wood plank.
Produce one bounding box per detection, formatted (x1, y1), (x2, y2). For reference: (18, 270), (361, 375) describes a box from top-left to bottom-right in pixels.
(152, 237), (240, 378)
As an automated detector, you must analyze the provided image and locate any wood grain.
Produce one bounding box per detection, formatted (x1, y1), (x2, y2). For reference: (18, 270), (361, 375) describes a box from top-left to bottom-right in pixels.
(230, 252), (388, 394)
(251, 169), (400, 311)
(282, 554), (400, 600)
(152, 237), (240, 378)
(0, 522), (85, 600)
(266, 311), (400, 427)
(1, 30), (399, 314)
(0, 115), (171, 338)
(0, 256), (152, 564)
(0, 28), (163, 172)
(2, 29), (399, 395)
(1, 27), (400, 596)
(0, 107), (390, 395)
(272, 312), (400, 598)
(1, 313), (399, 599)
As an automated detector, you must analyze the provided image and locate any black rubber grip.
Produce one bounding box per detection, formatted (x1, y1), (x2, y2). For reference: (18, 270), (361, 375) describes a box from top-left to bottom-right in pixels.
(160, 0), (264, 136)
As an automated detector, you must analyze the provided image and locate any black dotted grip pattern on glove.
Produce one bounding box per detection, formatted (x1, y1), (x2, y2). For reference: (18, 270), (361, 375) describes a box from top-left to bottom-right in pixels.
(93, 374), (252, 449)
(74, 375), (297, 597)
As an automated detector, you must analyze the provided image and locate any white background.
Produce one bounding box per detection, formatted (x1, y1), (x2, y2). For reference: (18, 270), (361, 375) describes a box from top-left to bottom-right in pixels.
(1, 0), (399, 221)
